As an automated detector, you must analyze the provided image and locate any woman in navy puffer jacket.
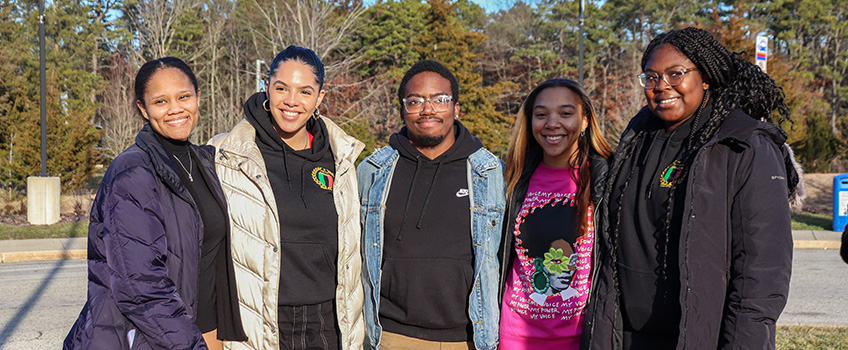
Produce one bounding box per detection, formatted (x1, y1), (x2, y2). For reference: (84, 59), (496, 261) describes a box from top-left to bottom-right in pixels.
(64, 57), (245, 349)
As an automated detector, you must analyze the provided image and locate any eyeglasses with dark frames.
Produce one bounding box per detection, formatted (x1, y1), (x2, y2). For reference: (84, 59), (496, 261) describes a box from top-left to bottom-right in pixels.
(638, 68), (698, 89)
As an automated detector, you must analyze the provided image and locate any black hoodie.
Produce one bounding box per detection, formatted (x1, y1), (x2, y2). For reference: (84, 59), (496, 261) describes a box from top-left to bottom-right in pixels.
(609, 100), (713, 345)
(379, 120), (483, 342)
(243, 92), (339, 306)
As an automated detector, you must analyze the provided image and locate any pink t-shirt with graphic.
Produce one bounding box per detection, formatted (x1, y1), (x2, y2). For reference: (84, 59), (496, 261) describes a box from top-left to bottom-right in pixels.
(499, 163), (594, 349)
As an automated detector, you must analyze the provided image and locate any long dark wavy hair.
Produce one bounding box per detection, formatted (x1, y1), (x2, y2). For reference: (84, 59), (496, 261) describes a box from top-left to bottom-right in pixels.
(505, 78), (611, 236)
(606, 27), (793, 289)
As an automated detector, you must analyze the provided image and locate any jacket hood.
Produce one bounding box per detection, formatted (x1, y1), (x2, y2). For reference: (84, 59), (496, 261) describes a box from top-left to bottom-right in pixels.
(389, 119), (483, 163)
(713, 109), (788, 146)
(243, 92), (330, 160)
(242, 91), (334, 209)
(387, 119), (483, 241)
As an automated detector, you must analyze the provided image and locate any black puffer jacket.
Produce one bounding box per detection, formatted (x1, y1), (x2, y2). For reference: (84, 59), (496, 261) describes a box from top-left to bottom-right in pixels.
(65, 125), (245, 349)
(582, 108), (797, 350)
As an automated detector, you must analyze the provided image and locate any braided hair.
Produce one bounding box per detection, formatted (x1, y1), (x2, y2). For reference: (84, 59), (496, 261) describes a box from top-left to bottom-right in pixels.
(607, 27), (793, 297)
(641, 27), (791, 143)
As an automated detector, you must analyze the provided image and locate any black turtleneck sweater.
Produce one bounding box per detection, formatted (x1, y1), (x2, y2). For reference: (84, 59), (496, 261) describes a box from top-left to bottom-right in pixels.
(157, 133), (227, 333)
(243, 93), (339, 307)
(379, 120), (483, 342)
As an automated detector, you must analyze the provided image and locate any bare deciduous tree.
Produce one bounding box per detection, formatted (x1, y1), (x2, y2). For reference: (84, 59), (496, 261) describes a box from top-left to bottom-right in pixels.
(123, 0), (204, 60)
(99, 55), (143, 160)
(247, 0), (373, 123)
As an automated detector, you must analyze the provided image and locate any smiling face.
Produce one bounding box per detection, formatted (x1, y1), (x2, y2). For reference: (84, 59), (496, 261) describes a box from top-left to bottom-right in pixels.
(643, 43), (709, 130)
(136, 68), (199, 141)
(530, 86), (588, 168)
(401, 71), (459, 158)
(266, 60), (325, 148)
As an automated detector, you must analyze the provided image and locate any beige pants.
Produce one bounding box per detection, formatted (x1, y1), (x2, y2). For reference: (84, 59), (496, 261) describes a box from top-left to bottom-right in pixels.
(380, 331), (474, 350)
(202, 329), (223, 350)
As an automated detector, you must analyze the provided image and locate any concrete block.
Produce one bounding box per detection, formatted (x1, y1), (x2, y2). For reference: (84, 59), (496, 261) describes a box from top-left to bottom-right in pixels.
(27, 176), (61, 225)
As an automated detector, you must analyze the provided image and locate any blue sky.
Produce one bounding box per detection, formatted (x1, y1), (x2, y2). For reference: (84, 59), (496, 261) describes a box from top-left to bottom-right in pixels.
(471, 0), (517, 13)
(362, 0), (520, 13)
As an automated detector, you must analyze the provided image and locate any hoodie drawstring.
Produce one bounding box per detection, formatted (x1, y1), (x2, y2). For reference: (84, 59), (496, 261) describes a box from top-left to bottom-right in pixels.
(282, 145), (292, 188)
(416, 159), (443, 229)
(396, 156), (423, 240)
(646, 131), (674, 200)
(300, 161), (307, 209)
(395, 157), (445, 239)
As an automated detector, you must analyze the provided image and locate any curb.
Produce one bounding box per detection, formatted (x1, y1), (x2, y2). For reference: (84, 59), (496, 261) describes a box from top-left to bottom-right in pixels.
(0, 237), (842, 263)
(793, 240), (841, 250)
(0, 249), (87, 263)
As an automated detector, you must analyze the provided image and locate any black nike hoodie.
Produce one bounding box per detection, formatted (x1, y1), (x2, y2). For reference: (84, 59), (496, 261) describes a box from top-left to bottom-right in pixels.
(379, 120), (484, 342)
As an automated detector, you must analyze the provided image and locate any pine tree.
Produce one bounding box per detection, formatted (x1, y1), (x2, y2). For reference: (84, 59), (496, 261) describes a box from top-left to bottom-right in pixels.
(0, 0), (103, 192)
(699, 4), (834, 171)
(418, 0), (513, 156)
(356, 0), (428, 78)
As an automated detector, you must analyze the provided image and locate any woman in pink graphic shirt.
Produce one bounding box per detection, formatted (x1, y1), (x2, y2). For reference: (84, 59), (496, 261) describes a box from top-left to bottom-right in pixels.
(498, 78), (611, 349)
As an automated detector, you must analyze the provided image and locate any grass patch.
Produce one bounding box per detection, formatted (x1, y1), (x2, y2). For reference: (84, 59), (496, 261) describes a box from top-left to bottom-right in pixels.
(777, 325), (848, 349)
(792, 212), (833, 231)
(83, 171), (104, 190)
(0, 221), (88, 240)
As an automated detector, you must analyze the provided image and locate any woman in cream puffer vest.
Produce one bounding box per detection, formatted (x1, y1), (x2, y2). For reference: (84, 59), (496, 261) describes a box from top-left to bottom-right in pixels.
(209, 46), (364, 350)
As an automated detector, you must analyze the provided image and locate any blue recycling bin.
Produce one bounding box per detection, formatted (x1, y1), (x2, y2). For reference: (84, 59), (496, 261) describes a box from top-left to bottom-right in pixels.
(833, 173), (848, 231)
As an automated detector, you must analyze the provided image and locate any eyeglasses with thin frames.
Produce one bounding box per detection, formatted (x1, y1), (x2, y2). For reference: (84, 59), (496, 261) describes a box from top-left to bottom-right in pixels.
(402, 94), (453, 114)
(638, 68), (698, 89)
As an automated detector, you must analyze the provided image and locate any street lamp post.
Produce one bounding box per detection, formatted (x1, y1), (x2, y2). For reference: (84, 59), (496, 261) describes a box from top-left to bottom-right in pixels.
(28, 0), (61, 225)
(39, 0), (47, 176)
(578, 0), (585, 86)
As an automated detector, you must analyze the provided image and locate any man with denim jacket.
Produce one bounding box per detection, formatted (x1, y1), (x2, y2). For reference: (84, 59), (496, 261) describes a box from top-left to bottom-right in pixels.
(357, 60), (505, 350)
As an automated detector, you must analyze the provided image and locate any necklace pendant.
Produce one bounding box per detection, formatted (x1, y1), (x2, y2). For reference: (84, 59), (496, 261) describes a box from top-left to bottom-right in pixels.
(172, 154), (194, 182)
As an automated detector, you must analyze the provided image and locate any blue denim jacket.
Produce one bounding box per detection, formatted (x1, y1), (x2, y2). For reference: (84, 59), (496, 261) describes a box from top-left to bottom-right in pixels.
(357, 145), (505, 350)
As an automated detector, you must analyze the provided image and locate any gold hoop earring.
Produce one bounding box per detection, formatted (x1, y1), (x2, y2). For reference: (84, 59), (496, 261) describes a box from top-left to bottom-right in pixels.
(312, 109), (321, 120)
(263, 99), (270, 112)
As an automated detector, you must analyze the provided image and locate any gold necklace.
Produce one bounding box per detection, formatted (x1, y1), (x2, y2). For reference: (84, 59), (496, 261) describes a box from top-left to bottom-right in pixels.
(172, 154), (193, 182)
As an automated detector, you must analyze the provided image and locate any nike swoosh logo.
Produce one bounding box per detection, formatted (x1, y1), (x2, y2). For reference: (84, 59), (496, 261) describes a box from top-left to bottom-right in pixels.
(456, 188), (469, 197)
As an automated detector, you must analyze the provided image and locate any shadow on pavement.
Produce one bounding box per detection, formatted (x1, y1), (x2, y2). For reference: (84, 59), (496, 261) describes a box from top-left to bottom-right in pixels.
(0, 220), (83, 344)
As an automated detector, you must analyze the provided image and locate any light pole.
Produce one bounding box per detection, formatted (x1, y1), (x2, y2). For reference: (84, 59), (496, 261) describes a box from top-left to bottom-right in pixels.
(578, 0), (585, 86)
(39, 0), (47, 176)
(28, 0), (60, 225)
(256, 59), (266, 92)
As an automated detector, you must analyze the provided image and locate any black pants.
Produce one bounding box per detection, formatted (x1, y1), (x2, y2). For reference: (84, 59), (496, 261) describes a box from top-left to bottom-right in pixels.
(623, 330), (677, 350)
(278, 300), (340, 350)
